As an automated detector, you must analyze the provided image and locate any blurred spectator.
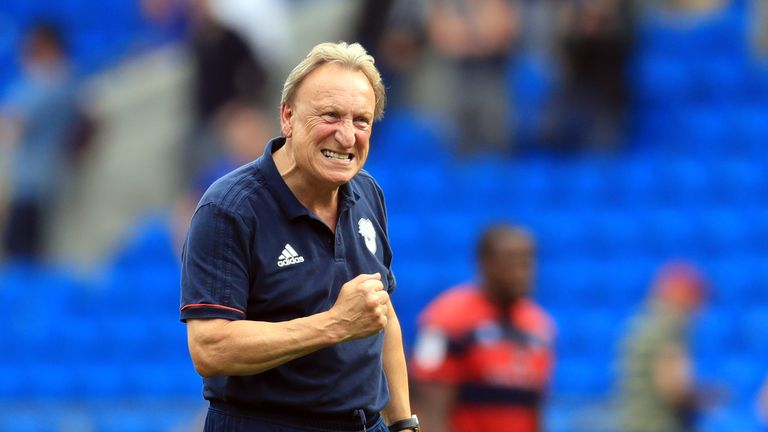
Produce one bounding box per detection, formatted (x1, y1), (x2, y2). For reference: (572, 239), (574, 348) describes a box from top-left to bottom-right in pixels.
(187, 0), (267, 125)
(411, 225), (555, 432)
(424, 0), (522, 155)
(111, 101), (274, 272)
(0, 22), (77, 260)
(618, 262), (707, 432)
(184, 0), (268, 181)
(206, 0), (292, 72)
(551, 0), (634, 151)
(139, 0), (190, 46)
(752, 0), (768, 58)
(648, 0), (727, 12)
(353, 0), (426, 106)
(195, 102), (275, 187)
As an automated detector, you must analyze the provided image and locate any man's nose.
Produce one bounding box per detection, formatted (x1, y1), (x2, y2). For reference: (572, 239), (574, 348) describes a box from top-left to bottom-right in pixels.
(335, 119), (355, 148)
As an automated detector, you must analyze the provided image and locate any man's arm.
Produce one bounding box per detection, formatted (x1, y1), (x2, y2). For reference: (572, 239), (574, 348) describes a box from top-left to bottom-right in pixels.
(381, 301), (412, 425)
(653, 342), (698, 409)
(187, 273), (389, 377)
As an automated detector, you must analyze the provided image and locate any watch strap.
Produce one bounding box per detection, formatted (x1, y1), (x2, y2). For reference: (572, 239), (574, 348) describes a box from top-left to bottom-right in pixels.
(388, 415), (419, 432)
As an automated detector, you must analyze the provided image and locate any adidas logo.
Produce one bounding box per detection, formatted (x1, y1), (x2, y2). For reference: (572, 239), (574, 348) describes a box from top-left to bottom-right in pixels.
(277, 243), (304, 267)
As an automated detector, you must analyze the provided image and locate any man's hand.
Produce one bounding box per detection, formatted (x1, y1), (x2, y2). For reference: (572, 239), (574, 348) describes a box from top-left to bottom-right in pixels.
(329, 273), (389, 341)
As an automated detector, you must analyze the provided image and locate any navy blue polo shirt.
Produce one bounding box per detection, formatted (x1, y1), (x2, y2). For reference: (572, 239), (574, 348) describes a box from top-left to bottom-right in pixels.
(180, 137), (395, 418)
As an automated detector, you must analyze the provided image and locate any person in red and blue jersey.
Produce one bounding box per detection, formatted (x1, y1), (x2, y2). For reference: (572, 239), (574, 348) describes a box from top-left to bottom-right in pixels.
(411, 225), (555, 432)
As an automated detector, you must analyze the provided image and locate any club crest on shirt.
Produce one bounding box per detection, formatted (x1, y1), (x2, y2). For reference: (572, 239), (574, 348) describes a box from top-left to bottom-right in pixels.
(357, 218), (377, 255)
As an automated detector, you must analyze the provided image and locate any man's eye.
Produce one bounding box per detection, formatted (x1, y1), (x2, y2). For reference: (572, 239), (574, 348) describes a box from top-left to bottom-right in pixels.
(354, 118), (370, 128)
(322, 112), (339, 120)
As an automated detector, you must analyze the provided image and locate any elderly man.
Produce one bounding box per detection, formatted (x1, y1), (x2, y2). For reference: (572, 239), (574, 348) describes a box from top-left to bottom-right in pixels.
(411, 225), (555, 432)
(180, 42), (418, 432)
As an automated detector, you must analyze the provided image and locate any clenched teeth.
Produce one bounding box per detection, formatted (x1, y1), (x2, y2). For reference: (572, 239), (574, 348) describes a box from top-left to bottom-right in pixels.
(321, 150), (352, 160)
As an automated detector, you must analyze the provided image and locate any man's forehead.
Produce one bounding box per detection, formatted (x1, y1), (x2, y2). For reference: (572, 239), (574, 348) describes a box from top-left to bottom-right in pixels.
(295, 64), (374, 102)
(492, 233), (535, 254)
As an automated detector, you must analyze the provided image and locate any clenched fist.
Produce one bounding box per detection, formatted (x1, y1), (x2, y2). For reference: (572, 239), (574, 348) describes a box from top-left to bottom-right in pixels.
(329, 273), (389, 341)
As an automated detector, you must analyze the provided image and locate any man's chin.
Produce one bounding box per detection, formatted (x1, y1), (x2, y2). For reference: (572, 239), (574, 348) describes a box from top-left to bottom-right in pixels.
(320, 168), (359, 186)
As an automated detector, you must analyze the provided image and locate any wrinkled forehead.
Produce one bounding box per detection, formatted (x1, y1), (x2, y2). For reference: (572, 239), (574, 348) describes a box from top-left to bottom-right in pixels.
(294, 63), (375, 107)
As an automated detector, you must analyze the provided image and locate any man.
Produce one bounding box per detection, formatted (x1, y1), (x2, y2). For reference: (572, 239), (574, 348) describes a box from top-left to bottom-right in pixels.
(1, 22), (77, 259)
(411, 225), (555, 432)
(619, 262), (707, 432)
(180, 42), (418, 432)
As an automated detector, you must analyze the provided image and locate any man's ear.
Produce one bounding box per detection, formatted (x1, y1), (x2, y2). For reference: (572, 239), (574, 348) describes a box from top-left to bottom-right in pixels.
(279, 102), (293, 138)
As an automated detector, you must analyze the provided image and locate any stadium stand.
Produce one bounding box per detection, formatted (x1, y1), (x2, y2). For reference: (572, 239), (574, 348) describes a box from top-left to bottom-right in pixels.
(0, 0), (766, 430)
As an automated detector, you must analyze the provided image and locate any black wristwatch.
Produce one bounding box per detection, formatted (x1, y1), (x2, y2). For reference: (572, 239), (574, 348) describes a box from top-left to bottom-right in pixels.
(388, 415), (419, 432)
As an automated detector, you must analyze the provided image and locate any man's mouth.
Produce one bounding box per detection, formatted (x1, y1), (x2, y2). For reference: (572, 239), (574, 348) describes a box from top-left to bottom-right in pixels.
(321, 149), (353, 161)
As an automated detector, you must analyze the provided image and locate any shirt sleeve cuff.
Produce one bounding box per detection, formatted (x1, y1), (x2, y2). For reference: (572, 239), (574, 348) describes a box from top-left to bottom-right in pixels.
(180, 303), (246, 322)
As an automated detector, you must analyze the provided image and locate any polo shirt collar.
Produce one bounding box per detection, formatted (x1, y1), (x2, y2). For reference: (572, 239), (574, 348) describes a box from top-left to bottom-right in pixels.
(259, 137), (360, 220)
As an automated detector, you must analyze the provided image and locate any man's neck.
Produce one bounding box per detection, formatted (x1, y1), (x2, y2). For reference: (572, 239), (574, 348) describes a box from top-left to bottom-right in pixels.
(484, 290), (521, 316)
(273, 143), (340, 229)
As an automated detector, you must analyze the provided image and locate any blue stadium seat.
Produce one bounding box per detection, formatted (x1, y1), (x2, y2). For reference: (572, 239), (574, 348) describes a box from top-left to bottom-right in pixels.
(95, 410), (154, 432)
(691, 309), (736, 359)
(0, 365), (24, 400)
(582, 212), (643, 260)
(706, 258), (760, 308)
(720, 355), (764, 404)
(25, 364), (77, 400)
(110, 215), (179, 272)
(99, 266), (181, 318)
(712, 158), (767, 207)
(552, 356), (612, 396)
(632, 55), (693, 105)
(74, 364), (127, 399)
(734, 309), (768, 358)
(368, 109), (450, 164)
(638, 209), (701, 257)
(0, 413), (53, 432)
(698, 210), (750, 258)
(531, 211), (589, 258)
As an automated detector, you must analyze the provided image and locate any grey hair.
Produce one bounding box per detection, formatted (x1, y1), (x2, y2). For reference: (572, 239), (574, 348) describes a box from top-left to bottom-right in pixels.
(280, 41), (386, 120)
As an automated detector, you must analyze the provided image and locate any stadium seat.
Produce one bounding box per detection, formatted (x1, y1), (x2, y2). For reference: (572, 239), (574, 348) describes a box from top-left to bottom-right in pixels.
(73, 363), (127, 399)
(552, 357), (612, 396)
(95, 410), (154, 432)
(734, 309), (768, 358)
(0, 414), (52, 432)
(691, 309), (736, 360)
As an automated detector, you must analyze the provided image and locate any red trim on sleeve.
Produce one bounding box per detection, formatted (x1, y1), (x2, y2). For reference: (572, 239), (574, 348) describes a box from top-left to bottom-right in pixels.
(180, 303), (245, 315)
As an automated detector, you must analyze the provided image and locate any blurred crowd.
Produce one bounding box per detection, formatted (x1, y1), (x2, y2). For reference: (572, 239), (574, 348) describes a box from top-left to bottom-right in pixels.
(1, 0), (768, 431)
(1, 0), (766, 262)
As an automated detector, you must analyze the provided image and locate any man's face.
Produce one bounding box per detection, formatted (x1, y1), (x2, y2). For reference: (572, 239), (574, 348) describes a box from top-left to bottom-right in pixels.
(481, 232), (536, 303)
(280, 63), (376, 187)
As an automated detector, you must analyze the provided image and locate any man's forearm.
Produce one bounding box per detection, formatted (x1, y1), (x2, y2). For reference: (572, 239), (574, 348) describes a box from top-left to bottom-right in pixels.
(187, 312), (344, 377)
(188, 273), (390, 377)
(382, 303), (412, 424)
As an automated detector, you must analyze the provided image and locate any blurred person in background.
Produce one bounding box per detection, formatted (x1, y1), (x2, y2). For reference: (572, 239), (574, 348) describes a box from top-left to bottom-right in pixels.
(194, 101), (274, 192)
(424, 0), (522, 155)
(187, 0), (267, 125)
(410, 225), (555, 432)
(618, 262), (707, 432)
(551, 0), (634, 151)
(0, 22), (77, 260)
(644, 0), (727, 12)
(181, 42), (417, 432)
(752, 0), (768, 58)
(111, 101), (273, 272)
(182, 0), (268, 181)
(353, 0), (427, 108)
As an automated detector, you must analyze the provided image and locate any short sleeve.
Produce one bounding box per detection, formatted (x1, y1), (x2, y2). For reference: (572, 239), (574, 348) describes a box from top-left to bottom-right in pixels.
(410, 326), (466, 385)
(180, 202), (251, 322)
